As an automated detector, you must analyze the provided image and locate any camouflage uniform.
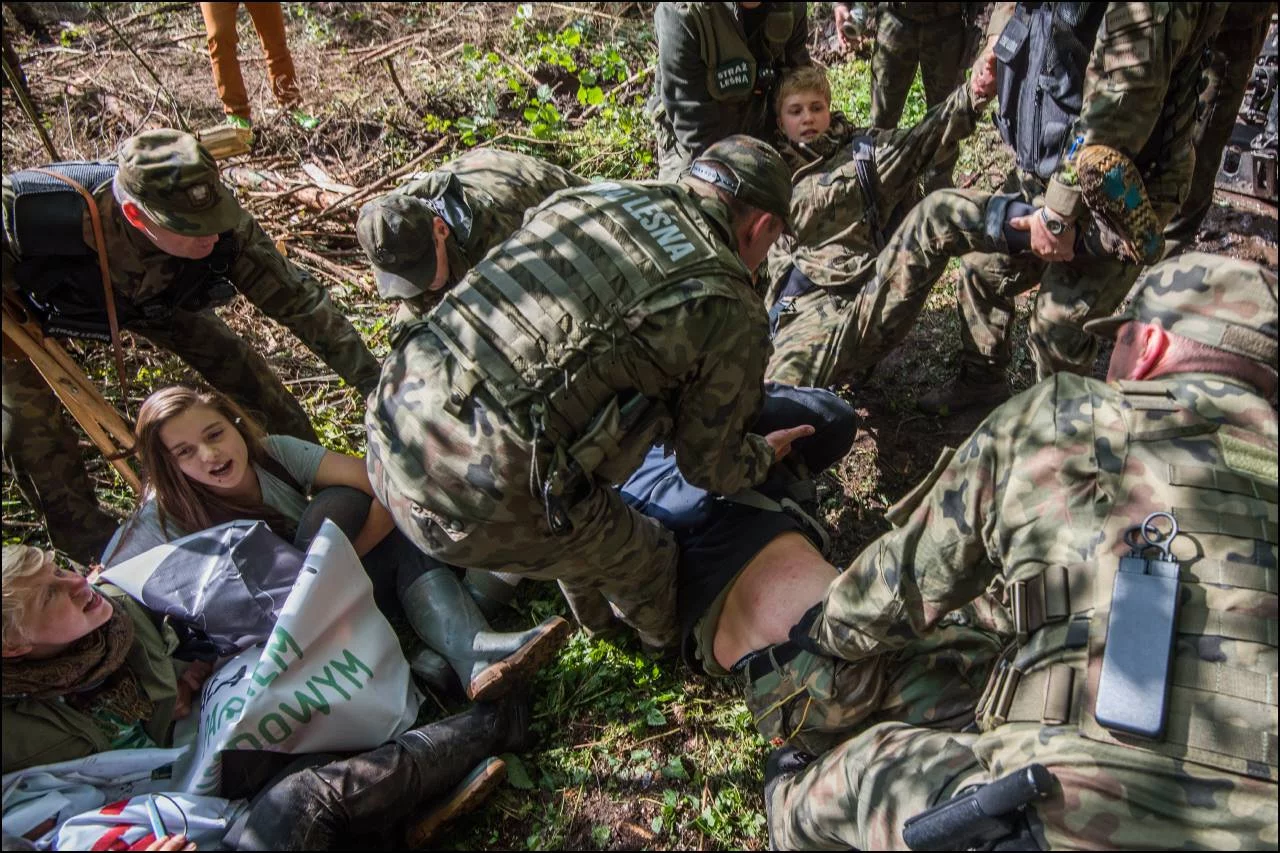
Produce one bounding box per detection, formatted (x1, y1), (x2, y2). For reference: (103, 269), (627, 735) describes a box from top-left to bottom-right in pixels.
(1163, 4), (1273, 252)
(866, 2), (969, 190)
(765, 81), (986, 387)
(953, 2), (1229, 382)
(356, 149), (586, 335)
(2, 130), (378, 562)
(650, 2), (810, 180)
(366, 138), (793, 649)
(770, 254), (1279, 850)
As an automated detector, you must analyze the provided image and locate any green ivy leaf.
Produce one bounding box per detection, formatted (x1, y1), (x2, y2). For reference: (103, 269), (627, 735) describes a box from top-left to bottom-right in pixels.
(502, 753), (535, 790)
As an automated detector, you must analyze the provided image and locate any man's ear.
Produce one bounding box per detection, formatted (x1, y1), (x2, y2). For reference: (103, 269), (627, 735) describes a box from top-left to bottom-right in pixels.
(2, 641), (32, 659)
(433, 216), (451, 243)
(1132, 323), (1169, 379)
(119, 199), (147, 230)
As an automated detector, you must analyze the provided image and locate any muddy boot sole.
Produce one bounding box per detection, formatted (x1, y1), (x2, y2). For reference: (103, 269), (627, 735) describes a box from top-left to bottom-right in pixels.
(405, 756), (506, 848)
(1077, 144), (1163, 265)
(468, 616), (572, 702)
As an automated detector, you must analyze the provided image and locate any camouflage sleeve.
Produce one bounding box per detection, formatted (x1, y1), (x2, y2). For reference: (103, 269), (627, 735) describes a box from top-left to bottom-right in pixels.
(661, 293), (775, 494)
(811, 374), (1120, 661)
(871, 81), (981, 200)
(785, 5), (812, 67)
(230, 215), (379, 393)
(654, 3), (722, 160)
(1047, 3), (1183, 215)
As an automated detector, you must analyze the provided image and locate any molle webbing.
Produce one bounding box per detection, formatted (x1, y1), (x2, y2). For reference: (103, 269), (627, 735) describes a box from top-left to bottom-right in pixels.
(425, 182), (747, 440)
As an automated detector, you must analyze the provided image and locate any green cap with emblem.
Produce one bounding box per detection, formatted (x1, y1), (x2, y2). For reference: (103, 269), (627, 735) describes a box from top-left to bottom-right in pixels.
(1085, 252), (1278, 371)
(356, 194), (442, 300)
(116, 129), (242, 236)
(687, 135), (795, 233)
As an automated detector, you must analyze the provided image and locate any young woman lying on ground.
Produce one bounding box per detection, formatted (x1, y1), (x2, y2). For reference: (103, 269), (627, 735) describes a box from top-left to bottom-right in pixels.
(1, 544), (531, 849)
(103, 385), (569, 700)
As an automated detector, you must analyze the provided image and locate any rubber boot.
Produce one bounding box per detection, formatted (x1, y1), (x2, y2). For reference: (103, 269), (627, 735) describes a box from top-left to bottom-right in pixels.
(405, 756), (507, 848)
(402, 568), (571, 701)
(464, 568), (523, 619)
(764, 746), (816, 851)
(916, 363), (1011, 417)
(236, 697), (530, 851)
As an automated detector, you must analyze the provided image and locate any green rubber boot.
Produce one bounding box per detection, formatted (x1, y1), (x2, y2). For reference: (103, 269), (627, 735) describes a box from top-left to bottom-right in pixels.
(402, 569), (571, 701)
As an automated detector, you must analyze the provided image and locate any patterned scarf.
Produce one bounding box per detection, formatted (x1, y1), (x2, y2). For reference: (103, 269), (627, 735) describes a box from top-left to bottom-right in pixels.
(2, 601), (154, 735)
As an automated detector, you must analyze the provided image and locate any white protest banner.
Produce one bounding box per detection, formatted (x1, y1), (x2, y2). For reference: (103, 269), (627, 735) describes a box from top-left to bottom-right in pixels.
(170, 519), (422, 796)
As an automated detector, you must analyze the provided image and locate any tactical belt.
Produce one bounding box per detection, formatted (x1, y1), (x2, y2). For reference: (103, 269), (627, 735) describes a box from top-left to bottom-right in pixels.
(28, 168), (130, 414)
(736, 638), (805, 683)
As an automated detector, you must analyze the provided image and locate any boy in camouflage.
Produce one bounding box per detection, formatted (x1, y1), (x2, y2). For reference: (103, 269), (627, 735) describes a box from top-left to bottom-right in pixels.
(765, 56), (997, 388)
(2, 129), (379, 563)
(766, 253), (1278, 850)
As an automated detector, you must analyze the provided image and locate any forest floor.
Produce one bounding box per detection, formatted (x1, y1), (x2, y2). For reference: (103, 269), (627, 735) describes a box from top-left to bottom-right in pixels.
(2, 3), (1275, 850)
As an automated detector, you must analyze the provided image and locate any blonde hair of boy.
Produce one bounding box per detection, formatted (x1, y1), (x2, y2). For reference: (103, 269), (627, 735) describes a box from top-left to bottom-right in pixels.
(2, 544), (52, 647)
(775, 65), (832, 114)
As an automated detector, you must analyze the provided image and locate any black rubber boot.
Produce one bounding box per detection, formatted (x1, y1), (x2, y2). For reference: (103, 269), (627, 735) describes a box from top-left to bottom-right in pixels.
(236, 696), (531, 850)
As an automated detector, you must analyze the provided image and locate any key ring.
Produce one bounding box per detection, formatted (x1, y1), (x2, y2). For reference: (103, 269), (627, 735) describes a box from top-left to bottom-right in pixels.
(1140, 511), (1179, 550)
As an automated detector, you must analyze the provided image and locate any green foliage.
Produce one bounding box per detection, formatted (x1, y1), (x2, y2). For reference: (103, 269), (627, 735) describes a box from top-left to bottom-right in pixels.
(827, 58), (928, 127)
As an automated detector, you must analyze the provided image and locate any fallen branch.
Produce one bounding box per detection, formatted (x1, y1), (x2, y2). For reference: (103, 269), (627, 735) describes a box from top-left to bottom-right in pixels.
(303, 137), (450, 225)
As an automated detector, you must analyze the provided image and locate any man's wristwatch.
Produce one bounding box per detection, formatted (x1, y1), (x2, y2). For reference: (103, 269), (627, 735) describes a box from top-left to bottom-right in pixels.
(1039, 207), (1067, 236)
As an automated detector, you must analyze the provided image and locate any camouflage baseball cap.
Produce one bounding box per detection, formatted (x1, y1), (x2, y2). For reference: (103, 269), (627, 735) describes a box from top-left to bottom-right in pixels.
(357, 194), (440, 300)
(116, 129), (241, 236)
(688, 135), (794, 233)
(1084, 252), (1278, 370)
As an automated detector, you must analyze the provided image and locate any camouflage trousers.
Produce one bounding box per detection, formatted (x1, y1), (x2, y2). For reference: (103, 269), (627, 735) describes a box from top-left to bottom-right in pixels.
(766, 185), (995, 387)
(871, 7), (968, 190)
(2, 357), (120, 564)
(3, 307), (317, 562)
(954, 180), (1181, 378)
(1163, 10), (1271, 250)
(768, 718), (1279, 850)
(767, 182), (1159, 383)
(742, 611), (1003, 756)
(367, 334), (680, 648)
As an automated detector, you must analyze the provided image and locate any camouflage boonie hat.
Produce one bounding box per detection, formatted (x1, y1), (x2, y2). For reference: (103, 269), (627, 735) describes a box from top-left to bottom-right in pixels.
(1085, 252), (1278, 370)
(357, 194), (440, 300)
(689, 135), (795, 233)
(116, 129), (241, 236)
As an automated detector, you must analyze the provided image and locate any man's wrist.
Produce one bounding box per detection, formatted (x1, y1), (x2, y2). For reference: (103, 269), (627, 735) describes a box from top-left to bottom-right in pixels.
(1039, 206), (1067, 236)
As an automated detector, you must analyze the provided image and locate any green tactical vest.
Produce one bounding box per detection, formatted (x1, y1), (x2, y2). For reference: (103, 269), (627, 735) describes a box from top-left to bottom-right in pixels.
(690, 2), (799, 104)
(977, 382), (1279, 782)
(420, 180), (753, 484)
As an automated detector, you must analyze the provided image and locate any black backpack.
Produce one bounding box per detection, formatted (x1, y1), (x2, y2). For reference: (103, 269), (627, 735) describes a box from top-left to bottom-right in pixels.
(8, 161), (237, 341)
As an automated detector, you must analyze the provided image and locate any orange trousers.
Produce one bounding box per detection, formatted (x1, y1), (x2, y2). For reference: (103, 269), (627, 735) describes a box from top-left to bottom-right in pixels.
(200, 2), (300, 119)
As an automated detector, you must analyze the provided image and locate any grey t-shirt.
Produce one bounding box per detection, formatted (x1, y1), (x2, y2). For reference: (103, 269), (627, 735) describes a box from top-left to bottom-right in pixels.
(102, 435), (328, 566)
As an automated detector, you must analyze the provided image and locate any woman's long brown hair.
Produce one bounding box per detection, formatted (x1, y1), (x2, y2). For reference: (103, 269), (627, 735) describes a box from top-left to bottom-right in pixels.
(107, 386), (296, 562)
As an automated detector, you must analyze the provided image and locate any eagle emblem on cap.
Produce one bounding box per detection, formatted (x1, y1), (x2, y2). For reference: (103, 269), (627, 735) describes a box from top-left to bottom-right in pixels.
(186, 182), (214, 207)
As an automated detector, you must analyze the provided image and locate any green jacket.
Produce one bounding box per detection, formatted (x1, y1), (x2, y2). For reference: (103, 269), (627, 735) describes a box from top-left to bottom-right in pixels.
(2, 173), (378, 393)
(650, 2), (810, 178)
(2, 585), (181, 775)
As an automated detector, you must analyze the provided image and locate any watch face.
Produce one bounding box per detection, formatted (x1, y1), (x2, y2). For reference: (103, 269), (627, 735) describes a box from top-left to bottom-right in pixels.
(1042, 211), (1065, 235)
